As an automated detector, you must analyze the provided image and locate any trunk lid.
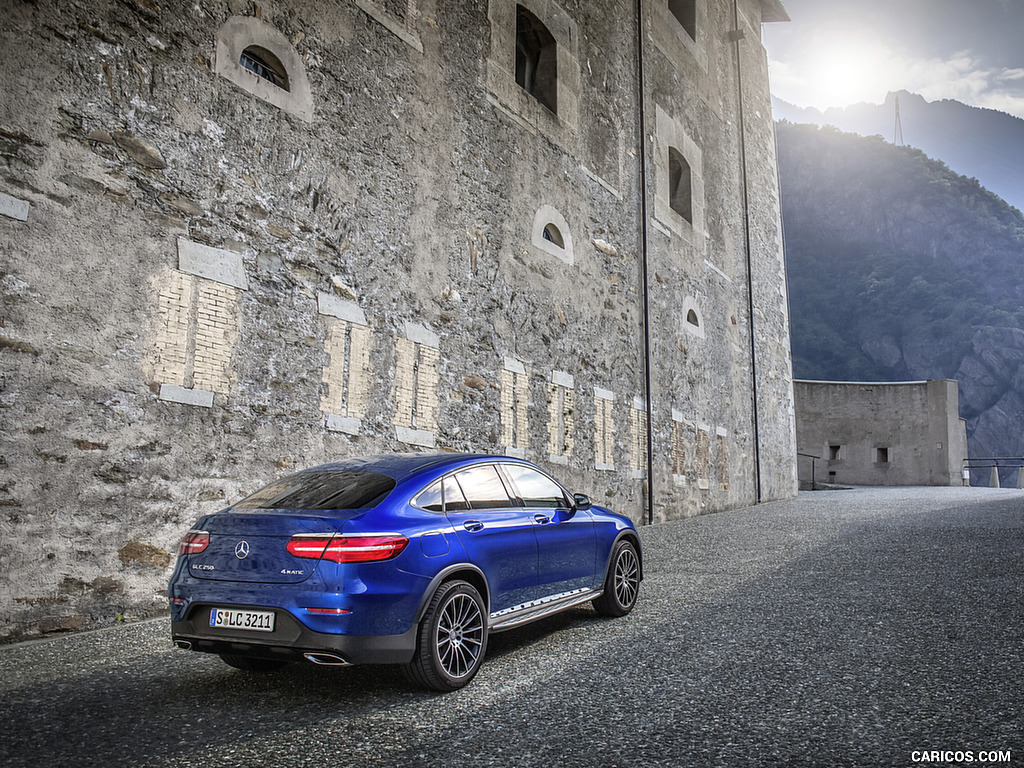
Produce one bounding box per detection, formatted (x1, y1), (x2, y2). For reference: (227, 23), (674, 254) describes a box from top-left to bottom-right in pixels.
(185, 511), (359, 584)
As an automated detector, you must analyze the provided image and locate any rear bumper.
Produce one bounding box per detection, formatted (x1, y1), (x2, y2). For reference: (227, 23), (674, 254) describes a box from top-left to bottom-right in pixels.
(171, 604), (418, 665)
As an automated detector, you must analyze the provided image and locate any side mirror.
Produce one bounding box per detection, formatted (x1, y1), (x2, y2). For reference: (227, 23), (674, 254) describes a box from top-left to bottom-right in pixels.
(573, 493), (592, 511)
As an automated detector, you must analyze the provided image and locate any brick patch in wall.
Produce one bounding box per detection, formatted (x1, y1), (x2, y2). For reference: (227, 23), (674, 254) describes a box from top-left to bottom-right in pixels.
(716, 427), (729, 491)
(594, 387), (615, 471)
(394, 323), (439, 446)
(630, 396), (648, 479)
(671, 408), (687, 486)
(501, 357), (530, 458)
(546, 370), (575, 465)
(696, 424), (711, 490)
(192, 280), (241, 394)
(150, 261), (242, 404)
(319, 293), (372, 435)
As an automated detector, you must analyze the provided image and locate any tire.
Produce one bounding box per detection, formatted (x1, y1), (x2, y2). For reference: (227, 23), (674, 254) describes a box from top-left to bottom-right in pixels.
(404, 579), (488, 692)
(593, 539), (640, 617)
(218, 653), (288, 672)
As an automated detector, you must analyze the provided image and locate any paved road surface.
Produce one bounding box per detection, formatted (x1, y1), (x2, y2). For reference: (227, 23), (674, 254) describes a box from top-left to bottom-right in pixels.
(2, 487), (1021, 767)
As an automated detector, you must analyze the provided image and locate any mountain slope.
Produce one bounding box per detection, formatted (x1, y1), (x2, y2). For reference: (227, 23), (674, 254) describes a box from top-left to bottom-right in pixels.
(778, 122), (1024, 476)
(773, 91), (1024, 215)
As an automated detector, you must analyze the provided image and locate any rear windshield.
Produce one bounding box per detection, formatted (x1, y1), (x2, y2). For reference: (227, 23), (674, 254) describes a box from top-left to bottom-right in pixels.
(232, 471), (397, 511)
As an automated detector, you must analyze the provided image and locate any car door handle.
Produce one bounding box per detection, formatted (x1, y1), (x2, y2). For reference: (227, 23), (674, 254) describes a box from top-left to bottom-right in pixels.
(463, 520), (484, 532)
(533, 514), (550, 525)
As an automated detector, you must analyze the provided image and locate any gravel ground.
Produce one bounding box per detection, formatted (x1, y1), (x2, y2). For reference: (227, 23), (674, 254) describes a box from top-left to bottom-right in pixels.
(2, 487), (1021, 768)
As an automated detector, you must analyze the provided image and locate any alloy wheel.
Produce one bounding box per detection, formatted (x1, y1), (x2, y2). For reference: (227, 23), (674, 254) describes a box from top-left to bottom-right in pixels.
(613, 546), (640, 608)
(435, 592), (485, 679)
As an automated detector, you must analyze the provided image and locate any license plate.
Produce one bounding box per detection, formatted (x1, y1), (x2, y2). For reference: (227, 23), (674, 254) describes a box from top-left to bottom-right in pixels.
(209, 608), (275, 632)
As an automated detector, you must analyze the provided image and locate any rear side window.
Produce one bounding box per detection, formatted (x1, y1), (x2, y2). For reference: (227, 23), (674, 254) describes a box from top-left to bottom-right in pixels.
(503, 465), (570, 508)
(444, 476), (470, 511)
(453, 465), (513, 510)
(233, 471), (397, 511)
(416, 480), (444, 513)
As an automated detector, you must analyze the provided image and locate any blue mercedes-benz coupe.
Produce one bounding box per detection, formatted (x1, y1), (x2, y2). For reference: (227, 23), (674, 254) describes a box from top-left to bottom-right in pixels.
(169, 453), (641, 690)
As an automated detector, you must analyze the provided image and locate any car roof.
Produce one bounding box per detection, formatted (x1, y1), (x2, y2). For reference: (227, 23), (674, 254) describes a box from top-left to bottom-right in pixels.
(299, 453), (514, 481)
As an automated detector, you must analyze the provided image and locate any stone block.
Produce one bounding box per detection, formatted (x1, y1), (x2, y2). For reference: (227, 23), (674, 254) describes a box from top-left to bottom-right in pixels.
(0, 192), (30, 221)
(158, 384), (215, 408)
(177, 237), (249, 290)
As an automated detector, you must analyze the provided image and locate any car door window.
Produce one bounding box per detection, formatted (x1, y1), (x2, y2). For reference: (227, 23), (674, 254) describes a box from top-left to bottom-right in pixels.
(454, 465), (514, 510)
(504, 465), (570, 509)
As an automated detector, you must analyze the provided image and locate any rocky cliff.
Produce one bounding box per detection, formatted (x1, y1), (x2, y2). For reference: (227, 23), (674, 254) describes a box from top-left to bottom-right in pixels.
(777, 122), (1024, 482)
(773, 91), (1024, 215)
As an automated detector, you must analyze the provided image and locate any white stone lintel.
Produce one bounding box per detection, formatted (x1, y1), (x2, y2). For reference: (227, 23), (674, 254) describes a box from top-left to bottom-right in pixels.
(404, 321), (439, 349)
(177, 237), (248, 290)
(503, 357), (527, 376)
(550, 370), (574, 389)
(396, 426), (435, 448)
(325, 413), (362, 435)
(159, 384), (214, 408)
(0, 192), (30, 222)
(354, 0), (423, 53)
(318, 292), (367, 326)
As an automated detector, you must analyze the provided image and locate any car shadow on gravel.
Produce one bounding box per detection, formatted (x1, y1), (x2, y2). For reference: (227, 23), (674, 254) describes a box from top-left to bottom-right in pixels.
(0, 605), (612, 767)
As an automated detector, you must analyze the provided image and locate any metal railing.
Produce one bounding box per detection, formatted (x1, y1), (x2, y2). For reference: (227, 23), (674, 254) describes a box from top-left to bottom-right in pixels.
(962, 457), (1024, 488)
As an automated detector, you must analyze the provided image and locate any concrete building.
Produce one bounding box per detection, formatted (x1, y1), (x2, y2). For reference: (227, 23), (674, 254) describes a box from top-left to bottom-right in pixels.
(0, 0), (796, 640)
(794, 380), (968, 488)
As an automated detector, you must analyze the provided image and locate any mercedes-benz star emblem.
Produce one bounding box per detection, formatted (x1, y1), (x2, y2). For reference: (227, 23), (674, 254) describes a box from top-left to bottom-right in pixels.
(234, 540), (250, 560)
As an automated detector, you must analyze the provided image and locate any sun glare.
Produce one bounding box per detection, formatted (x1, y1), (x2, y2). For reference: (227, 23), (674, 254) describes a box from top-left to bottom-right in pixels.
(803, 38), (889, 109)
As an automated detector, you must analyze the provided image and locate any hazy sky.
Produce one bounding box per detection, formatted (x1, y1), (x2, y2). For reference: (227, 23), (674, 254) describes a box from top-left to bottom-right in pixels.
(762, 0), (1024, 119)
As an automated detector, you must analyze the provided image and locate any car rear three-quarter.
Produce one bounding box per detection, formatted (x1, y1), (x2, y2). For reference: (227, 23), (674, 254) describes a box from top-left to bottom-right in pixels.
(168, 465), (438, 669)
(168, 453), (642, 690)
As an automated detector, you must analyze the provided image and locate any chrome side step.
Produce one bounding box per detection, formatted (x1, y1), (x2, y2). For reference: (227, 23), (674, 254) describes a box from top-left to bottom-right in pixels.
(488, 587), (603, 633)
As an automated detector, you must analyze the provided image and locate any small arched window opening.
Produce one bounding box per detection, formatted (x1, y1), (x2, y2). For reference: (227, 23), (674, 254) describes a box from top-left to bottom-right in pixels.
(240, 46), (290, 90)
(515, 5), (558, 114)
(532, 205), (573, 266)
(668, 147), (693, 223)
(668, 0), (697, 41)
(681, 297), (704, 339)
(542, 223), (564, 249)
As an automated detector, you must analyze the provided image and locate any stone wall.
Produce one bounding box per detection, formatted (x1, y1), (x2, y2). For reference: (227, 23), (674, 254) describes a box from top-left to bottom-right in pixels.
(794, 380), (968, 488)
(0, 0), (796, 641)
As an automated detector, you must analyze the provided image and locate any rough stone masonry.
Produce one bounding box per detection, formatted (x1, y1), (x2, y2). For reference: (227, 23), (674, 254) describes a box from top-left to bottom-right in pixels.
(0, 0), (796, 640)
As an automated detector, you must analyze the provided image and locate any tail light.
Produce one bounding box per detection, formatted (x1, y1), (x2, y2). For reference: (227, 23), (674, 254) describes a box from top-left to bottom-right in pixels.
(177, 530), (210, 557)
(286, 534), (409, 563)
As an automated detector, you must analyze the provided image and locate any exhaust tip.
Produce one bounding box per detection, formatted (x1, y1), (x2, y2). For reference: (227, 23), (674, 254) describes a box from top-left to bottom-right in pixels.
(174, 640), (193, 651)
(303, 652), (351, 666)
